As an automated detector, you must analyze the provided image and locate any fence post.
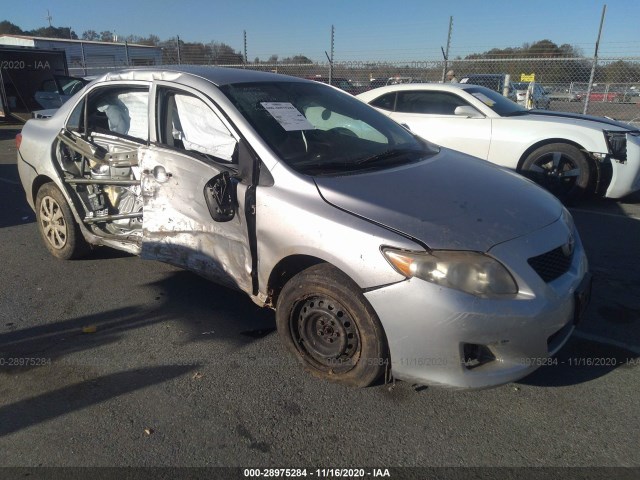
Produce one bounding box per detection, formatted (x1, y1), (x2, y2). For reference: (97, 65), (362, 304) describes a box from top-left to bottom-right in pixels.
(584, 4), (607, 115)
(329, 25), (334, 84)
(243, 30), (248, 68)
(80, 41), (87, 76)
(503, 74), (511, 97)
(441, 16), (453, 83)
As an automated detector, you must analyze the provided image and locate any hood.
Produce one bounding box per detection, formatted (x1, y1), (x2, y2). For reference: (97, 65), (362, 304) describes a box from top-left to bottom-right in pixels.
(314, 150), (562, 251)
(525, 110), (639, 131)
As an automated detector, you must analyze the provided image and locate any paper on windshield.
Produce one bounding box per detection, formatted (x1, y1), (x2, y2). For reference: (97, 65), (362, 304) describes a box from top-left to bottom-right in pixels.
(470, 92), (496, 107)
(261, 102), (314, 131)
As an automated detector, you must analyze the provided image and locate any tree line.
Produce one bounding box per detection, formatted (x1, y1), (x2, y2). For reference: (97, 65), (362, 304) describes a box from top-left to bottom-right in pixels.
(1, 20), (637, 82)
(0, 20), (314, 65)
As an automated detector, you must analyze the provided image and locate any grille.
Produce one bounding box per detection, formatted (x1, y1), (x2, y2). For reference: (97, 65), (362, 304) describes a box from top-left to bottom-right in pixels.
(528, 246), (572, 282)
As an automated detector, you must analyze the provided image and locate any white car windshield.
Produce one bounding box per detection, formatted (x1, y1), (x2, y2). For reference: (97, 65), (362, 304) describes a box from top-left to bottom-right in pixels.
(466, 86), (528, 117)
(221, 81), (437, 175)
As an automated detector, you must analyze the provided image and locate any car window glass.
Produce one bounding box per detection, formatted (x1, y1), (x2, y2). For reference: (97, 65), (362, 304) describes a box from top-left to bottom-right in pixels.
(396, 91), (468, 115)
(40, 79), (58, 93)
(86, 86), (149, 142)
(159, 91), (236, 162)
(58, 76), (86, 95)
(67, 99), (85, 132)
(221, 81), (433, 173)
(370, 93), (396, 111)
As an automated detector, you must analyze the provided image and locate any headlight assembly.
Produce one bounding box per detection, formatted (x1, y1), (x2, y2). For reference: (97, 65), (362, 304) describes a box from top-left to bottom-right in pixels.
(604, 130), (627, 162)
(382, 248), (518, 297)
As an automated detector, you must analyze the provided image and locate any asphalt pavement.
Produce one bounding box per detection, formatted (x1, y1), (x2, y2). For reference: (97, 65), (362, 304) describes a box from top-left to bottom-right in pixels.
(0, 121), (638, 473)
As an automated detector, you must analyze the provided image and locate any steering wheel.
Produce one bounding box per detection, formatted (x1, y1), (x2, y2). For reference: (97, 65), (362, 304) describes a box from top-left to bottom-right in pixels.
(327, 127), (357, 137)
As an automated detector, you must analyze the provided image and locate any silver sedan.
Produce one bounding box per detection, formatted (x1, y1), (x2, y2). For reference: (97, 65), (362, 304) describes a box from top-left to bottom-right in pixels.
(16, 67), (590, 389)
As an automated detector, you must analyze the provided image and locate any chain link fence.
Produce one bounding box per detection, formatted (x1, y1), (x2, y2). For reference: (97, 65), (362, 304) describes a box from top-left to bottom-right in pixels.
(80, 54), (639, 125)
(219, 57), (640, 124)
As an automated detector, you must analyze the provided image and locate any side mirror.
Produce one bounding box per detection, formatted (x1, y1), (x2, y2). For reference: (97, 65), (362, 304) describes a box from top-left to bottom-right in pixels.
(454, 106), (483, 118)
(204, 171), (236, 222)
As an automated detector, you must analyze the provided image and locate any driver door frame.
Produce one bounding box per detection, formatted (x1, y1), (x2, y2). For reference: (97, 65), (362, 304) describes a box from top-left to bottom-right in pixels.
(140, 80), (260, 294)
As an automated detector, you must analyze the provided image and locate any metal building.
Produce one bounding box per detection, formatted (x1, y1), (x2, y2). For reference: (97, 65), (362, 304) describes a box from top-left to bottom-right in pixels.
(0, 34), (162, 76)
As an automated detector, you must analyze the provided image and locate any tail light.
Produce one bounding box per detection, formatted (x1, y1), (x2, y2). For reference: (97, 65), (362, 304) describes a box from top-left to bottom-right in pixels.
(15, 133), (22, 150)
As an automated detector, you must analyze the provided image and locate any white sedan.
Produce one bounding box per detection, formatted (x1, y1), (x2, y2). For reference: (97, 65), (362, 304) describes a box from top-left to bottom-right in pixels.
(357, 83), (640, 202)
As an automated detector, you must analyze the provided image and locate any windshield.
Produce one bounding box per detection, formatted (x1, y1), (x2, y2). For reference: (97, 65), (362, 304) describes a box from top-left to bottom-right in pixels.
(220, 81), (436, 175)
(465, 86), (527, 117)
(511, 82), (530, 90)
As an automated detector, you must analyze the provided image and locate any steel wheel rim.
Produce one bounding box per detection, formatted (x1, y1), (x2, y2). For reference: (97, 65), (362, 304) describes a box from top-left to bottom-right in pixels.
(290, 296), (361, 373)
(528, 151), (581, 196)
(40, 195), (67, 250)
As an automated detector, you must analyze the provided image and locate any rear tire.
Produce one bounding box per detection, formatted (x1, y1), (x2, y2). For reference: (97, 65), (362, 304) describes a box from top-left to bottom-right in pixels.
(276, 264), (387, 388)
(521, 143), (593, 204)
(35, 183), (90, 260)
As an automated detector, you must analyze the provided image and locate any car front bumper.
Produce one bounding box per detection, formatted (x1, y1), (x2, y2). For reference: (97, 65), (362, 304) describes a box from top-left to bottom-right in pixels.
(364, 218), (589, 389)
(606, 133), (640, 198)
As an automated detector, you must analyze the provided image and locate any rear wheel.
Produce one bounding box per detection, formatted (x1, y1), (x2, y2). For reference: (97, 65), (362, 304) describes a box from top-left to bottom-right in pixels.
(521, 143), (592, 204)
(276, 264), (387, 387)
(35, 183), (89, 259)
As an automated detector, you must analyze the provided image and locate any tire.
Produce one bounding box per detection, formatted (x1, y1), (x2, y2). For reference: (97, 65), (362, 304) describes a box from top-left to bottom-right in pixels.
(35, 183), (90, 260)
(276, 264), (387, 388)
(521, 143), (593, 204)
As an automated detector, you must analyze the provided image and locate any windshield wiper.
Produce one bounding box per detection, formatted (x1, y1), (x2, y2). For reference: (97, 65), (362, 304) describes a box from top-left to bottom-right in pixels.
(354, 148), (423, 166)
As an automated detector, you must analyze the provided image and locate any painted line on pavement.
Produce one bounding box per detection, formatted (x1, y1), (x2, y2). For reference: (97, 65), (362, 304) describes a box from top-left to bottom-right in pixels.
(0, 176), (19, 185)
(574, 330), (640, 356)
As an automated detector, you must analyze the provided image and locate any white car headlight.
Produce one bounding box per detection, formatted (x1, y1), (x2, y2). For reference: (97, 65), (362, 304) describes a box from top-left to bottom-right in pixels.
(382, 248), (518, 297)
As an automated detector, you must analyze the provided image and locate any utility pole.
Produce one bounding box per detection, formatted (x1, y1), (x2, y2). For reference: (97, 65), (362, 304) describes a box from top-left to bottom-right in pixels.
(584, 4), (607, 115)
(329, 25), (335, 84)
(176, 35), (181, 65)
(441, 16), (453, 82)
(45, 10), (53, 27)
(244, 30), (248, 66)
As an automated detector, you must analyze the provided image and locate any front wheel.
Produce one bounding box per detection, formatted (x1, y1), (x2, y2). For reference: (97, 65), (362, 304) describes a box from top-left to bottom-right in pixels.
(521, 143), (593, 204)
(276, 264), (387, 387)
(35, 183), (89, 259)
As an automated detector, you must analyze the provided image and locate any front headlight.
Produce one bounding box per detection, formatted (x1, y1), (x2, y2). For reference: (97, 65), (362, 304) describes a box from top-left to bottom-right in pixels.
(604, 130), (627, 162)
(382, 248), (518, 297)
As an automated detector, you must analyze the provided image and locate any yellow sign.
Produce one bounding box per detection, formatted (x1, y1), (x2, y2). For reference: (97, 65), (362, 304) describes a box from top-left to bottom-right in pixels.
(521, 73), (535, 82)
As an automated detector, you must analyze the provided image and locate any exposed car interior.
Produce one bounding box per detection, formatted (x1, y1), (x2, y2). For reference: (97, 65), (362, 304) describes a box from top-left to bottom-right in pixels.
(55, 86), (149, 241)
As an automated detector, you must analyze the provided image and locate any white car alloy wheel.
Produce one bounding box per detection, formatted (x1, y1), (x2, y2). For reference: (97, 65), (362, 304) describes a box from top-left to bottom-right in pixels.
(35, 183), (89, 260)
(39, 195), (67, 250)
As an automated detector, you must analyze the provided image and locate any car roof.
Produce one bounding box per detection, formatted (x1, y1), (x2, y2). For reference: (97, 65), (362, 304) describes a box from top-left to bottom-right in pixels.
(96, 65), (309, 87)
(358, 82), (487, 96)
(460, 74), (506, 78)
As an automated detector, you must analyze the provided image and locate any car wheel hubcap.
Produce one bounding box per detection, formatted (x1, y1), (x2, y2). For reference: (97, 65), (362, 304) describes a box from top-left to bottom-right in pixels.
(528, 152), (581, 196)
(40, 196), (67, 249)
(291, 296), (360, 372)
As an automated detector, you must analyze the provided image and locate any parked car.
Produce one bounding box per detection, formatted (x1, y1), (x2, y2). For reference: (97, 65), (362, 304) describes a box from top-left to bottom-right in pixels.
(33, 75), (89, 110)
(587, 91), (621, 103)
(17, 66), (590, 390)
(512, 82), (551, 109)
(358, 83), (640, 202)
(458, 74), (517, 101)
(304, 75), (365, 95)
(546, 87), (582, 102)
(386, 76), (413, 85)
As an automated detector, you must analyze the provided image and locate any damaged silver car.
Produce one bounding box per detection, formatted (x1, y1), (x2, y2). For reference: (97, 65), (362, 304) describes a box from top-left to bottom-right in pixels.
(17, 67), (591, 389)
